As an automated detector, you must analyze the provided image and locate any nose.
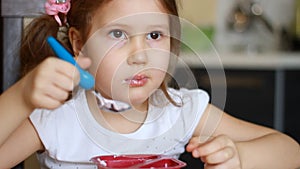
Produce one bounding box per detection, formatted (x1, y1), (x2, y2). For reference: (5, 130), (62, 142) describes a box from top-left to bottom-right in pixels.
(127, 35), (148, 65)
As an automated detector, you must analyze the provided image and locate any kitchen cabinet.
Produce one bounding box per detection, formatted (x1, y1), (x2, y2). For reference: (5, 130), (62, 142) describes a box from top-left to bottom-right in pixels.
(178, 52), (300, 134)
(191, 69), (275, 128)
(284, 70), (300, 142)
(188, 68), (300, 142)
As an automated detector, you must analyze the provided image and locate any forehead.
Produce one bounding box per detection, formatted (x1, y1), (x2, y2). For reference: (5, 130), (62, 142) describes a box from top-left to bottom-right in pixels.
(91, 0), (169, 29)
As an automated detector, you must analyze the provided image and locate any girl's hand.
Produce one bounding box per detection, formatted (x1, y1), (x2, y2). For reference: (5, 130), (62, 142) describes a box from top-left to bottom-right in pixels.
(186, 135), (242, 169)
(20, 56), (91, 110)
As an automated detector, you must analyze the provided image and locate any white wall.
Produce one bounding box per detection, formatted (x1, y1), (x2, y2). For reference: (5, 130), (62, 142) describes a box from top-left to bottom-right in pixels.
(179, 0), (217, 26)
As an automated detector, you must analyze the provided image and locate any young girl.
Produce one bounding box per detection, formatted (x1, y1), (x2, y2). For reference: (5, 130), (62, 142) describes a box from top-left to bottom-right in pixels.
(0, 0), (299, 168)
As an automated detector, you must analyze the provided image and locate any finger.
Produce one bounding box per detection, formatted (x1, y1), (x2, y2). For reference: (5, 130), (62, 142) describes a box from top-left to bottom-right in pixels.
(189, 136), (201, 144)
(55, 62), (80, 84)
(204, 159), (240, 169)
(204, 163), (220, 169)
(30, 91), (64, 109)
(53, 62), (81, 88)
(76, 54), (92, 69)
(30, 77), (70, 104)
(36, 62), (77, 92)
(197, 135), (233, 157)
(41, 57), (79, 84)
(45, 84), (70, 103)
(186, 136), (215, 157)
(38, 96), (63, 109)
(202, 146), (234, 164)
(32, 69), (72, 103)
(187, 136), (211, 152)
(186, 137), (200, 152)
(52, 72), (77, 91)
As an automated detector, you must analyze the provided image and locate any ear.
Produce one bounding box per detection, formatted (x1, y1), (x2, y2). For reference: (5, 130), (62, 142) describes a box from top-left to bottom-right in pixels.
(69, 27), (83, 57)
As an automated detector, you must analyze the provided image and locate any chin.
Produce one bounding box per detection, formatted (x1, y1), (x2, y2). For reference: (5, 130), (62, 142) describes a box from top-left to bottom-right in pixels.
(130, 95), (148, 105)
(128, 90), (150, 105)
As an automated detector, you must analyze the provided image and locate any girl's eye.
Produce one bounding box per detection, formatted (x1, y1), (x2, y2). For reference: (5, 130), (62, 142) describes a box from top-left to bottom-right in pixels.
(109, 29), (127, 40)
(146, 31), (162, 40)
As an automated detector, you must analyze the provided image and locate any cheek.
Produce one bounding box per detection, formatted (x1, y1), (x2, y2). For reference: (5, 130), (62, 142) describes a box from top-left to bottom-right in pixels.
(94, 53), (126, 97)
(148, 50), (170, 73)
(83, 31), (123, 75)
(84, 43), (108, 75)
(94, 60), (116, 91)
(94, 64), (112, 96)
(153, 69), (167, 85)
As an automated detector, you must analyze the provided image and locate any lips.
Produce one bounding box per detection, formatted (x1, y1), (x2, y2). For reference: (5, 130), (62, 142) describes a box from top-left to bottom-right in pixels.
(124, 74), (148, 87)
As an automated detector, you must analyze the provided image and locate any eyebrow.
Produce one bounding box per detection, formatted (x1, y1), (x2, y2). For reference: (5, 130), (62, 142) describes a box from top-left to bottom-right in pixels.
(103, 23), (170, 31)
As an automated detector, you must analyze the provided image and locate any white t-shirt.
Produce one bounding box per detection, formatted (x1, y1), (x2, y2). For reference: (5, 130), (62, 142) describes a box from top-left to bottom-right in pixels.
(30, 88), (209, 168)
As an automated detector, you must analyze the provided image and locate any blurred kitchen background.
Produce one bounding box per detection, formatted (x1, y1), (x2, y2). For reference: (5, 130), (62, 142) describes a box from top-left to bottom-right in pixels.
(1, 0), (300, 169)
(177, 1), (300, 168)
(180, 0), (300, 52)
(177, 0), (300, 140)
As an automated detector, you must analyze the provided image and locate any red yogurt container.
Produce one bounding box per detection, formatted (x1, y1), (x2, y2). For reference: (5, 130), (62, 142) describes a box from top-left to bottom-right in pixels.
(91, 154), (186, 169)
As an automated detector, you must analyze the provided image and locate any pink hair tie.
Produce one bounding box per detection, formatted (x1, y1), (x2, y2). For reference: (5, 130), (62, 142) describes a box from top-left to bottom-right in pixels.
(45, 0), (71, 26)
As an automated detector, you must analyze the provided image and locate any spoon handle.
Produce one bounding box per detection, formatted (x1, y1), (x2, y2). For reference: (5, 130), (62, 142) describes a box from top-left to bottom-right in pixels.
(47, 36), (95, 90)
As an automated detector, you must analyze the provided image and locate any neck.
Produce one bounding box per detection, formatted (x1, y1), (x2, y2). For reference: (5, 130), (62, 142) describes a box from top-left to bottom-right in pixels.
(85, 91), (149, 134)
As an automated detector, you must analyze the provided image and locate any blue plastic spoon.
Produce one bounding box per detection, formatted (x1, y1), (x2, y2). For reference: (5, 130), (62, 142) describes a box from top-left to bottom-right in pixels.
(47, 36), (95, 89)
(47, 36), (131, 112)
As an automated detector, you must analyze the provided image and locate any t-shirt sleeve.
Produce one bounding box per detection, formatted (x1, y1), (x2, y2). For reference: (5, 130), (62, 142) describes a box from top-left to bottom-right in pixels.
(29, 104), (79, 157)
(30, 109), (59, 152)
(179, 88), (210, 141)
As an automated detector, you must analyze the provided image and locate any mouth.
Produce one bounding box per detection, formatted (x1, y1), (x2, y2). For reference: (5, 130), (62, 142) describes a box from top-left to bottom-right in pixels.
(123, 74), (149, 87)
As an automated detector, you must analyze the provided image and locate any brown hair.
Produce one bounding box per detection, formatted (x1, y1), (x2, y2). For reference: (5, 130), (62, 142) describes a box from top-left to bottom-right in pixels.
(20, 0), (181, 105)
(20, 1), (108, 76)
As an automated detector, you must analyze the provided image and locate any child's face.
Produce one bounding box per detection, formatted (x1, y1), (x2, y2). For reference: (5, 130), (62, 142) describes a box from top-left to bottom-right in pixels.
(84, 0), (171, 108)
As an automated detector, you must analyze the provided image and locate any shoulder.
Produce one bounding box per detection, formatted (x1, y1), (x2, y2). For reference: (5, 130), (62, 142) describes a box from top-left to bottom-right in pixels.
(30, 99), (77, 124)
(168, 88), (210, 106)
(178, 88), (209, 99)
(29, 98), (79, 139)
(29, 90), (86, 152)
(164, 88), (210, 125)
(150, 88), (209, 108)
(166, 88), (210, 143)
(29, 89), (85, 123)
